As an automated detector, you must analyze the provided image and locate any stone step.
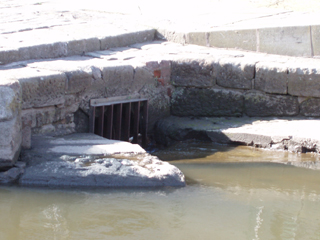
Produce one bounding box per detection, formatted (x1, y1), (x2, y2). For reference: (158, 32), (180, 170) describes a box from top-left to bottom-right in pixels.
(1, 40), (320, 168)
(157, 11), (320, 58)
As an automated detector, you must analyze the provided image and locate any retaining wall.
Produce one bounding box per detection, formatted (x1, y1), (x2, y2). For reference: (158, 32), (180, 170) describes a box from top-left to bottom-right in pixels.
(1, 41), (320, 168)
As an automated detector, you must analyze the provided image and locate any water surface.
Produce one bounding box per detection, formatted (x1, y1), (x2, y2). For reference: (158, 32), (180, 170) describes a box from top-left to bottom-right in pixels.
(1, 142), (320, 239)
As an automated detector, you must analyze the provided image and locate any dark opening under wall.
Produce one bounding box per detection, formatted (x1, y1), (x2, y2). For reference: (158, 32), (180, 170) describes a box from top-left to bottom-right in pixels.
(89, 97), (148, 146)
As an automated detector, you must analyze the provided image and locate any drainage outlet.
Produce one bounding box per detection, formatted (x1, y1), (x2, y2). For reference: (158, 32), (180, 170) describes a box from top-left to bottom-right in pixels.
(89, 97), (148, 146)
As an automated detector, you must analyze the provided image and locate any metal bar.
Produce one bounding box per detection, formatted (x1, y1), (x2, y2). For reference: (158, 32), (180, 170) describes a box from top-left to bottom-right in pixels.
(114, 103), (123, 140)
(132, 101), (140, 144)
(122, 102), (131, 141)
(141, 100), (148, 146)
(96, 106), (104, 136)
(89, 106), (96, 133)
(104, 105), (113, 139)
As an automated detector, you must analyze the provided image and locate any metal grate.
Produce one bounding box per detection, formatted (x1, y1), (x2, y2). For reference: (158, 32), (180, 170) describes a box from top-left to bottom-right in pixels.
(89, 97), (148, 146)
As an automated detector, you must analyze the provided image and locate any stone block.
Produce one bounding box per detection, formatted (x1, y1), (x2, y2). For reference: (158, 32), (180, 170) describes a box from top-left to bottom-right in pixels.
(0, 49), (19, 65)
(255, 62), (288, 94)
(0, 116), (21, 168)
(244, 91), (299, 117)
(155, 29), (186, 44)
(20, 42), (68, 60)
(186, 32), (207, 46)
(288, 63), (320, 97)
(67, 38), (100, 56)
(215, 57), (255, 89)
(21, 114), (32, 149)
(300, 98), (320, 117)
(209, 29), (257, 51)
(22, 106), (66, 129)
(311, 25), (320, 57)
(19, 70), (66, 109)
(259, 26), (312, 57)
(100, 29), (155, 50)
(132, 66), (155, 91)
(171, 87), (244, 117)
(65, 70), (93, 94)
(0, 80), (21, 122)
(101, 64), (134, 97)
(171, 58), (215, 87)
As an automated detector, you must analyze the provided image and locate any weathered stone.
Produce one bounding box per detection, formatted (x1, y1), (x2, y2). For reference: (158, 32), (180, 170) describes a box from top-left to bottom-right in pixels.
(312, 25), (320, 57)
(0, 49), (19, 65)
(259, 26), (312, 57)
(102, 64), (134, 97)
(132, 66), (155, 92)
(171, 88), (244, 117)
(21, 114), (32, 149)
(67, 38), (100, 56)
(0, 80), (20, 122)
(171, 58), (215, 87)
(21, 42), (68, 60)
(0, 116), (21, 168)
(300, 98), (320, 117)
(22, 106), (66, 129)
(186, 32), (207, 46)
(17, 69), (66, 109)
(215, 57), (255, 89)
(209, 29), (257, 51)
(255, 62), (288, 94)
(100, 29), (155, 50)
(65, 70), (93, 94)
(0, 167), (24, 184)
(19, 133), (185, 187)
(155, 29), (186, 44)
(288, 63), (320, 97)
(244, 91), (299, 117)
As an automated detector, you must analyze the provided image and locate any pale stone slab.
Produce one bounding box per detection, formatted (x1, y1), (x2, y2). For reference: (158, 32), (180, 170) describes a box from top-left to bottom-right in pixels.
(186, 32), (207, 46)
(311, 25), (320, 57)
(255, 62), (288, 94)
(209, 29), (257, 51)
(259, 26), (312, 57)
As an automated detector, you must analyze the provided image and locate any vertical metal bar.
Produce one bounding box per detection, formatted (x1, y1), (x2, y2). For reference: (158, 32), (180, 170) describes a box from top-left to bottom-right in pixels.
(122, 102), (131, 141)
(114, 103), (122, 140)
(89, 106), (96, 133)
(104, 105), (113, 139)
(141, 100), (148, 146)
(132, 101), (140, 144)
(97, 106), (104, 136)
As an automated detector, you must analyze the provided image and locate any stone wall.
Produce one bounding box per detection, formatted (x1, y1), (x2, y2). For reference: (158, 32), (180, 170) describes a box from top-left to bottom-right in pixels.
(1, 41), (320, 168)
(170, 56), (320, 118)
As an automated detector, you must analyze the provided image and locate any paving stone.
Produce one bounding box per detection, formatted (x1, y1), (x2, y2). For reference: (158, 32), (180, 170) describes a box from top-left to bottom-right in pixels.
(171, 87), (244, 117)
(255, 61), (288, 94)
(244, 91), (299, 117)
(209, 29), (257, 51)
(259, 26), (312, 57)
(215, 57), (256, 89)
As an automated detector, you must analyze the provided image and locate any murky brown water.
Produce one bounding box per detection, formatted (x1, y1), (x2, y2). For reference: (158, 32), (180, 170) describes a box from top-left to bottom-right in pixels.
(1, 141), (320, 240)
